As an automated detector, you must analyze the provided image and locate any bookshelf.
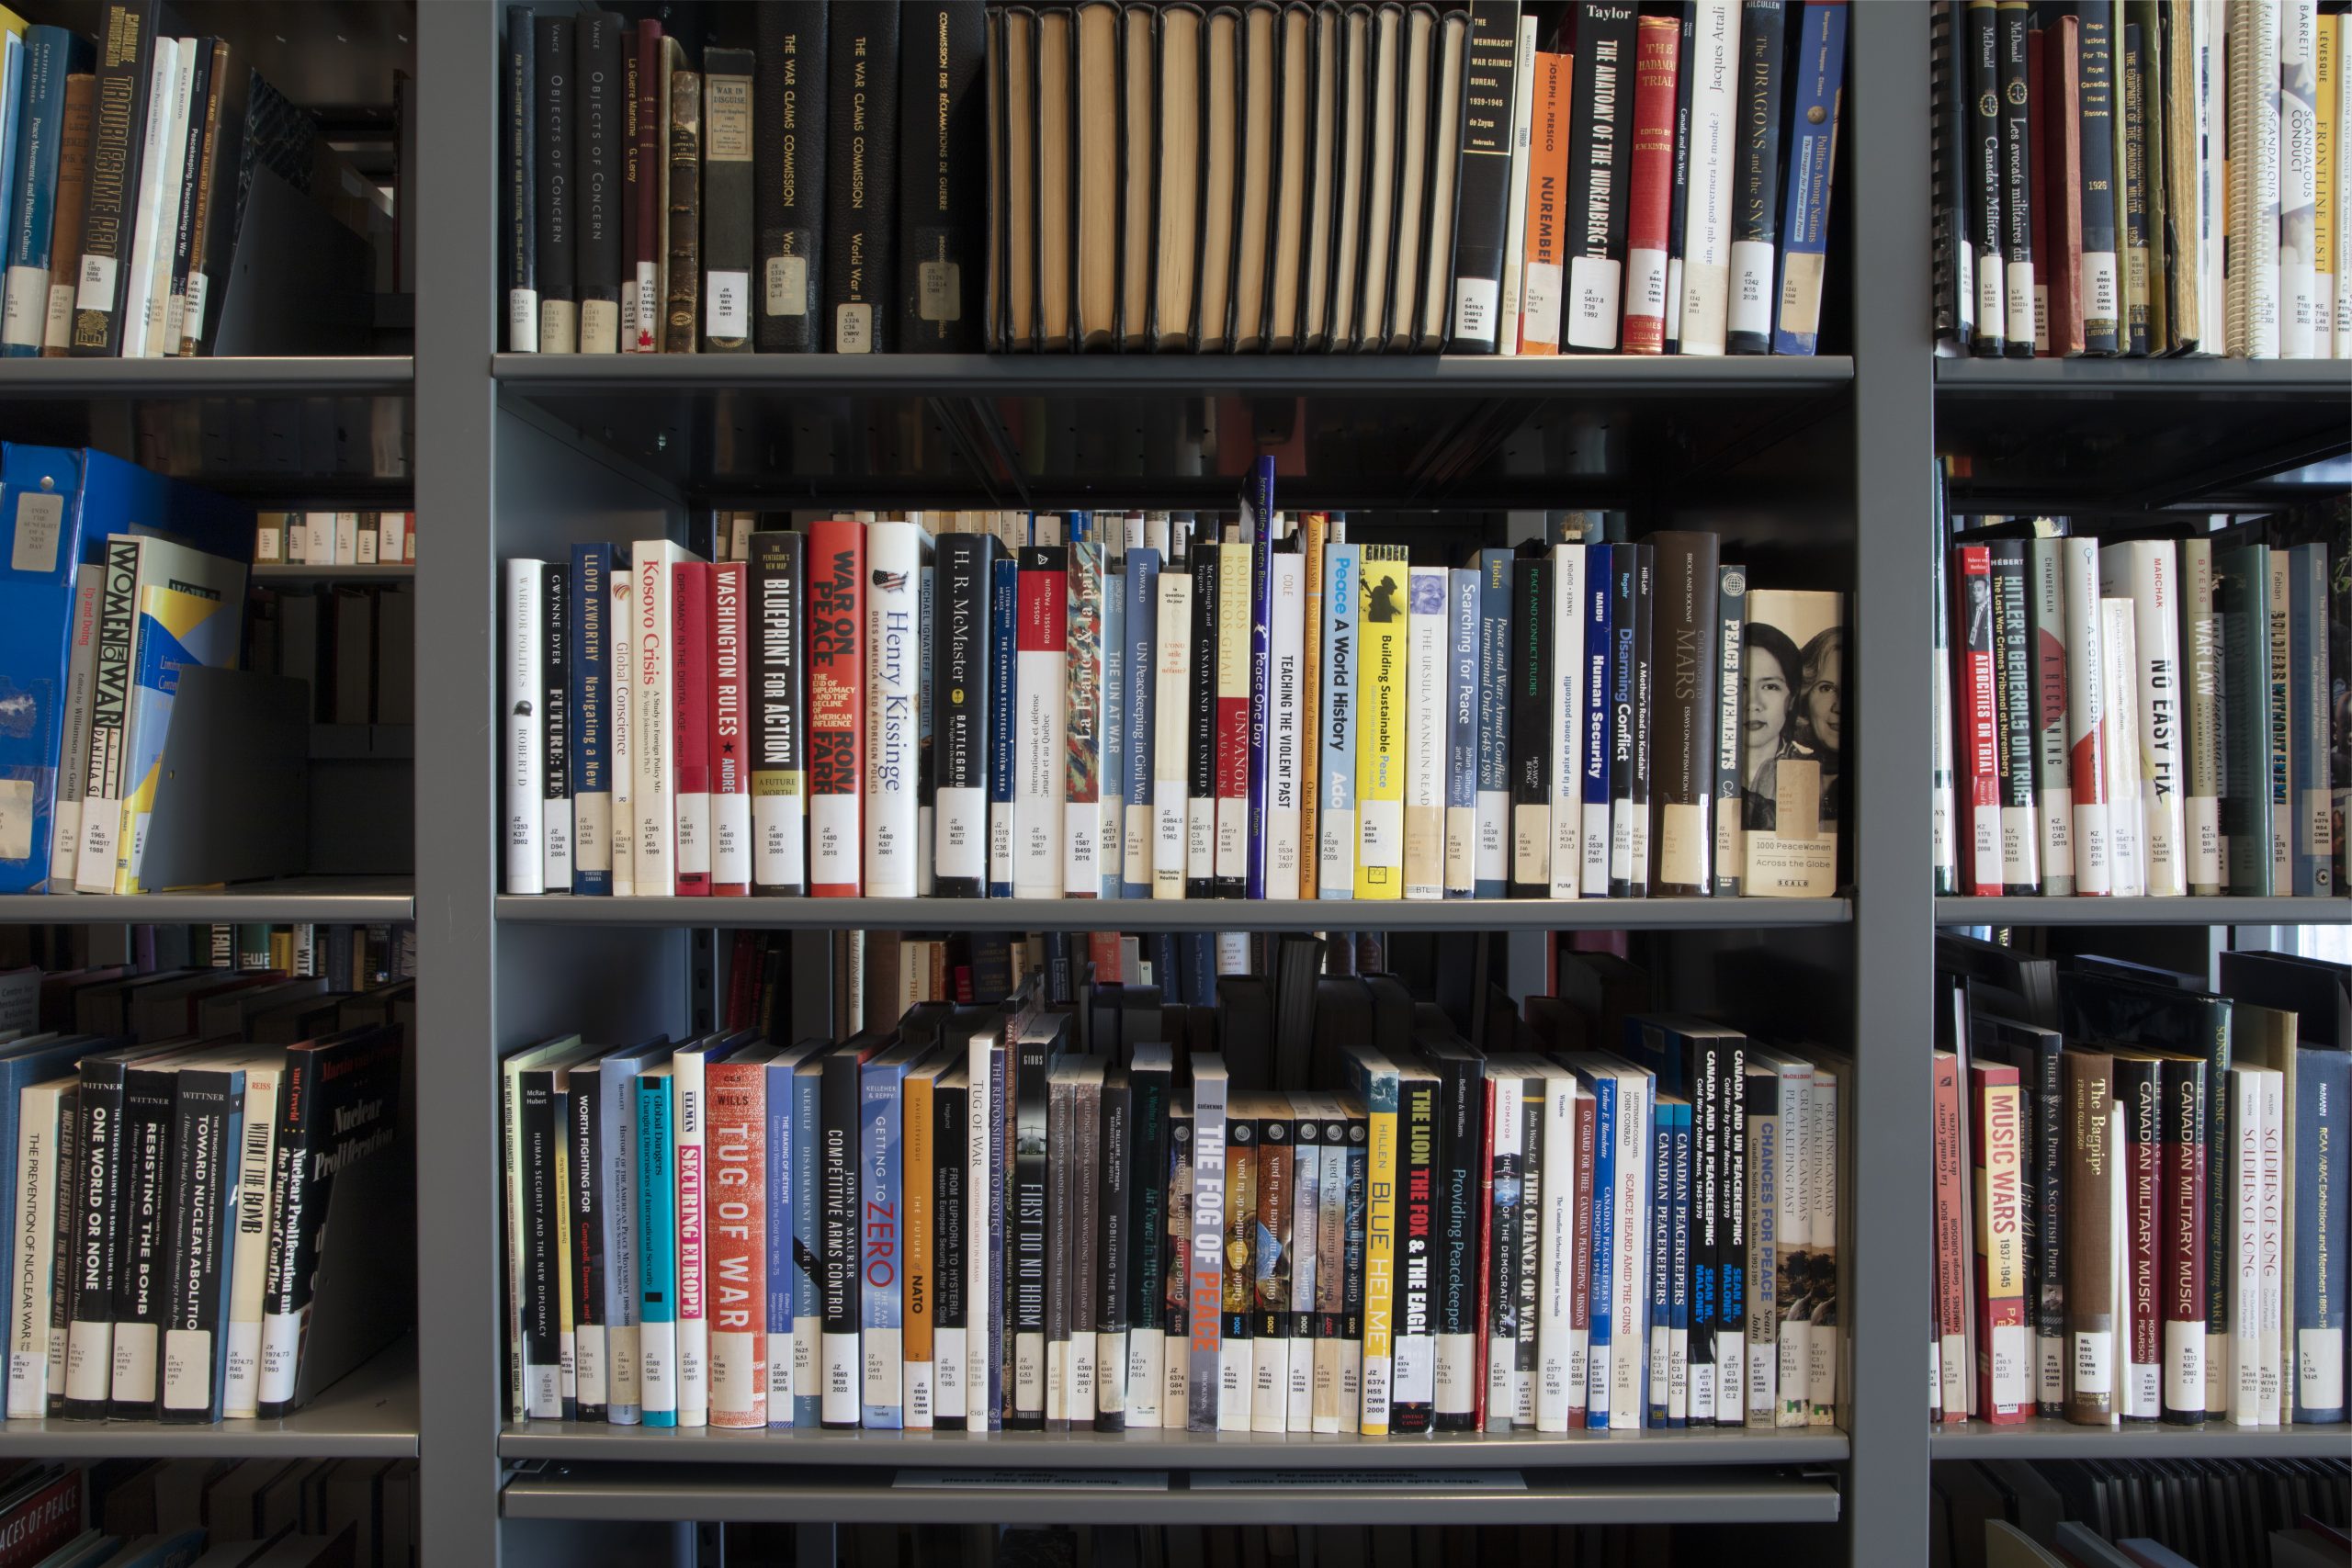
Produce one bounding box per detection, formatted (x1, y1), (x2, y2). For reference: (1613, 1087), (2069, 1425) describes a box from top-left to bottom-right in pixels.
(0, 1340), (419, 1461)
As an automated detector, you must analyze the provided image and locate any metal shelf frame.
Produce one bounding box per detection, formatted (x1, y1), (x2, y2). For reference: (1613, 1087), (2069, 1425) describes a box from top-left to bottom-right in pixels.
(0, 876), (415, 924)
(1927, 1419), (2352, 1460)
(1939, 896), (2352, 927)
(0, 1341), (417, 1460)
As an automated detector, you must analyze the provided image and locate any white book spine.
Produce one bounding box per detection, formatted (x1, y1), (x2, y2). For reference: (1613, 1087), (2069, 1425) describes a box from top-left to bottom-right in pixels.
(1163, 1309), (1189, 1429)
(2255, 1067), (2284, 1425)
(1251, 1333), (1290, 1434)
(334, 512), (359, 565)
(2030, 547), (2075, 886)
(6, 1083), (63, 1418)
(1153, 571), (1193, 898)
(1535, 1075), (1579, 1432)
(2279, 0), (2321, 356)
(865, 522), (923, 897)
(2099, 600), (2146, 897)
(2266, 551), (2293, 891)
(611, 568), (637, 897)
(1805, 1068), (1837, 1425)
(632, 543), (686, 897)
(116, 39), (177, 359)
(220, 1066), (280, 1419)
(1016, 596), (1067, 901)
(1611, 1073), (1650, 1433)
(673, 1057), (710, 1428)
(1498, 16), (1540, 354)
(1679, 1), (1739, 355)
(2229, 1067), (2264, 1425)
(1404, 567), (1446, 900)
(543, 566), (574, 896)
(2062, 543), (2112, 895)
(48, 567), (102, 889)
(1267, 553), (1306, 898)
(505, 561), (547, 895)
(152, 43), (199, 355)
(305, 513), (334, 568)
(1548, 545), (1586, 897)
(2098, 543), (2187, 896)
(2228, 0), (2284, 356)
(1773, 1070), (1810, 1427)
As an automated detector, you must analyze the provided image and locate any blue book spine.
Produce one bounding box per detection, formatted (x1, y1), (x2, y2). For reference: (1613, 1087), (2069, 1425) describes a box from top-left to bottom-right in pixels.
(0, 39), (24, 338)
(1317, 543), (1361, 899)
(1102, 573), (1125, 898)
(1445, 568), (1478, 897)
(1648, 1100), (1675, 1427)
(1474, 548), (1512, 897)
(598, 1044), (662, 1427)
(2291, 1045), (2347, 1423)
(2, 28), (80, 357)
(0, 444), (86, 890)
(1122, 548), (1160, 898)
(638, 1076), (679, 1427)
(1585, 1073), (1618, 1429)
(791, 1058), (824, 1428)
(987, 557), (1019, 897)
(860, 1055), (909, 1427)
(570, 544), (612, 895)
(764, 1056), (796, 1427)
(1668, 1100), (1693, 1428)
(1582, 544), (1617, 889)
(2287, 545), (2332, 896)
(1770, 0), (1847, 356)
(1245, 529), (1273, 899)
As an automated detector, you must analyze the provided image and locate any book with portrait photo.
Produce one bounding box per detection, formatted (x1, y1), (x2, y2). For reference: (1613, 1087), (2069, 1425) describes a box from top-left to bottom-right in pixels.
(1738, 589), (1842, 897)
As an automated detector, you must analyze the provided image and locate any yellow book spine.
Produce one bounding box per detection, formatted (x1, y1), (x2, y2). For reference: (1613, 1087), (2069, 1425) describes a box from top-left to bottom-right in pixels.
(1360, 1094), (1398, 1436)
(904, 1072), (936, 1425)
(2320, 13), (2339, 331)
(1354, 545), (1408, 898)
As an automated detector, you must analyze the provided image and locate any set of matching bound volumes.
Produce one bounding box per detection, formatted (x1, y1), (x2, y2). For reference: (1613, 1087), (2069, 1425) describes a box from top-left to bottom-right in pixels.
(1928, 496), (2347, 898)
(991, 0), (1848, 355)
(502, 954), (1846, 1435)
(3, 1456), (425, 1568)
(253, 513), (415, 570)
(503, 489), (1845, 902)
(0, 964), (409, 1427)
(502, 3), (987, 355)
(0, 446), (255, 897)
(1940, 1455), (2352, 1568)
(1930, 939), (2348, 1428)
(1932, 0), (2352, 360)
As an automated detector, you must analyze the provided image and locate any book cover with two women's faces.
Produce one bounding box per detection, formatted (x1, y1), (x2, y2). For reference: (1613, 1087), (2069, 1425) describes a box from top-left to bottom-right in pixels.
(1740, 590), (1842, 897)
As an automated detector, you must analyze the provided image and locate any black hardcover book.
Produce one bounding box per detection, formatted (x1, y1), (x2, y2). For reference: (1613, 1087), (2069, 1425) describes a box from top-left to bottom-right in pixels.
(1684, 1027), (1725, 1425)
(749, 531), (807, 897)
(754, 4), (829, 352)
(1508, 551), (1552, 898)
(1624, 542), (1657, 897)
(71, 2), (159, 355)
(1510, 1070), (1542, 1417)
(819, 1039), (866, 1427)
(700, 49), (757, 354)
(665, 59), (701, 353)
(156, 1062), (240, 1422)
(1128, 1043), (1173, 1371)
(1097, 1067), (1130, 1432)
(571, 1062), (605, 1423)
(164, 39), (218, 351)
(1564, 1), (1639, 354)
(1418, 1036), (1483, 1431)
(2119, 20), (2150, 356)
(1664, 2), (1696, 355)
(899, 0), (989, 351)
(934, 1065), (967, 1428)
(1607, 546), (1641, 897)
(1008, 1014), (1057, 1428)
(541, 563), (571, 893)
(1448, 2), (1523, 352)
(934, 532), (996, 897)
(1187, 547), (1220, 899)
(1725, 0), (1787, 355)
(1391, 1070), (1438, 1435)
(1985, 539), (2037, 894)
(1929, 0), (1973, 348)
(577, 13), (626, 353)
(534, 14), (578, 353)
(1340, 1100), (1368, 1367)
(1996, 0), (2034, 357)
(109, 1055), (178, 1416)
(825, 3), (904, 352)
(2075, 0), (2120, 355)
(1647, 532), (1721, 897)
(1481, 1066), (1522, 1432)
(1965, 0), (2004, 355)
(64, 1048), (138, 1417)
(506, 16), (538, 350)
(552, 1079), (578, 1421)
(46, 1083), (80, 1413)
(517, 1064), (560, 1422)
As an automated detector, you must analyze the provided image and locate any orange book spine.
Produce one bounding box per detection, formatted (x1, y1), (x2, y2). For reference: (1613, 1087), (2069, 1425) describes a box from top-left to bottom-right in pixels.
(1932, 1050), (1969, 1421)
(1518, 53), (1573, 354)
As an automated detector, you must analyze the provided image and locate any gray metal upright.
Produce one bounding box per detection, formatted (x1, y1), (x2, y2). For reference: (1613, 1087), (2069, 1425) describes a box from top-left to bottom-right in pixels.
(1846, 3), (1936, 1563)
(413, 2), (503, 1562)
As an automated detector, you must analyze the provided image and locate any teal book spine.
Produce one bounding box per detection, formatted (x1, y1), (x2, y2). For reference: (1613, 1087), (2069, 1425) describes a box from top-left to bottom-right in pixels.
(638, 1074), (679, 1427)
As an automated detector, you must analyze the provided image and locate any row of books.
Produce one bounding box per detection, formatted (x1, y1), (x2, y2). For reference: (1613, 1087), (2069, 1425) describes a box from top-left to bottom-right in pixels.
(0, 970), (412, 1427)
(502, 3), (985, 355)
(503, 961), (1847, 1436)
(1933, 0), (2352, 360)
(502, 495), (1845, 903)
(1939, 1457), (2350, 1568)
(1928, 505), (2348, 898)
(1930, 939), (2349, 1428)
(990, 0), (1847, 355)
(252, 513), (415, 571)
(0, 1458), (421, 1568)
(0, 924), (418, 998)
(248, 583), (417, 730)
(730, 1522), (1755, 1568)
(0, 5), (366, 359)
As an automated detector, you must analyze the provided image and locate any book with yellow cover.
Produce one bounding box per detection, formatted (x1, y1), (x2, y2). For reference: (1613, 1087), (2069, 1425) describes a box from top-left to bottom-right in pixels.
(1353, 544), (1408, 898)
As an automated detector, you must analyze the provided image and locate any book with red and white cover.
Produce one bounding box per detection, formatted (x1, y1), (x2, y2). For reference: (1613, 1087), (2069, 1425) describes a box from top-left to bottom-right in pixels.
(1951, 546), (2003, 894)
(807, 519), (866, 897)
(630, 540), (695, 897)
(2060, 539), (2111, 894)
(865, 520), (926, 897)
(706, 1049), (769, 1427)
(1619, 15), (1681, 354)
(2098, 541), (2186, 897)
(2099, 598), (2146, 897)
(1015, 544), (1069, 897)
(709, 562), (752, 897)
(1969, 1060), (2028, 1424)
(673, 562), (715, 896)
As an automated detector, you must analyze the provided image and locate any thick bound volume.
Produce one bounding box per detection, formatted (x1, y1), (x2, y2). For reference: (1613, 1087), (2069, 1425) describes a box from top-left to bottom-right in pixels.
(807, 520), (865, 897)
(1564, 3), (1639, 352)
(1621, 15), (1681, 355)
(578, 13), (626, 353)
(1508, 550), (1552, 897)
(71, 3), (158, 355)
(505, 20), (537, 348)
(2061, 1049), (2117, 1424)
(2075, 1), (2121, 355)
(1965, 0), (2005, 355)
(1929, 2), (1973, 349)
(1650, 533), (1721, 896)
(534, 16), (578, 353)
(700, 51), (756, 354)
(665, 63), (701, 353)
(826, 3), (901, 352)
(934, 533), (996, 897)
(1726, 0), (1787, 354)
(899, 1), (987, 350)
(754, 5), (827, 352)
(1449, 2), (1523, 351)
(749, 532), (807, 897)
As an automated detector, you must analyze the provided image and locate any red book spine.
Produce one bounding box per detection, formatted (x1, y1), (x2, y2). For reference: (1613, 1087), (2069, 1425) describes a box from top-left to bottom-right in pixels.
(808, 519), (866, 896)
(711, 561), (751, 896)
(2025, 28), (2049, 354)
(673, 563), (715, 895)
(1620, 16), (1681, 355)
(0, 1470), (86, 1568)
(705, 1058), (768, 1428)
(634, 21), (663, 351)
(1970, 1063), (2029, 1423)
(2050, 18), (2086, 356)
(1931, 1051), (1968, 1421)
(2123, 1060), (2161, 1421)
(725, 930), (760, 1029)
(619, 36), (638, 355)
(1568, 1090), (1597, 1430)
(2161, 1061), (2207, 1424)
(1473, 1076), (1496, 1435)
(1952, 546), (2004, 893)
(1087, 931), (1122, 979)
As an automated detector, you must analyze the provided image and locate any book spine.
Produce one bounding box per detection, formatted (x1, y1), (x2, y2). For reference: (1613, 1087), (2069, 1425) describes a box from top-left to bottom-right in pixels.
(1519, 50), (1570, 355)
(1405, 567), (1448, 900)
(2160, 1059), (2206, 1424)
(1449, 2), (1523, 350)
(1125, 1061), (1170, 1428)
(2060, 540), (2112, 893)
(1651, 533), (1722, 896)
(1268, 551), (1306, 899)
(1546, 546), (1587, 898)
(1535, 1074), (1579, 1432)
(1622, 547), (1661, 894)
(1564, 3), (1639, 352)
(707, 1063), (765, 1429)
(156, 1066), (239, 1421)
(630, 543), (685, 897)
(1578, 1073), (1616, 1428)
(1582, 546), (1618, 894)
(807, 522), (865, 896)
(1390, 1077), (1438, 1434)
(1066, 538), (1104, 897)
(987, 555), (1019, 897)
(933, 534), (990, 897)
(1015, 545), (1069, 898)
(1713, 563), (1747, 896)
(1621, 16), (1680, 355)
(1097, 1073), (1129, 1431)
(2098, 541), (2187, 897)
(1250, 1111), (1290, 1432)
(1671, 1100), (1695, 1425)
(935, 1074), (967, 1428)
(2285, 545), (2333, 894)
(2120, 1057), (2163, 1421)
(1988, 542), (2041, 893)
(1509, 552), (1552, 897)
(1153, 566), (1194, 899)
(1665, 8), (1697, 352)
(2177, 538), (2222, 894)
(1354, 545), (1408, 898)
(2077, 1), (2122, 354)
(6, 1083), (67, 1418)
(755, 5), (827, 352)
(71, 7), (151, 355)
(663, 62), (701, 352)
(824, 3), (900, 351)
(1445, 568), (1480, 898)
(1951, 546), (2002, 893)
(898, 2), (983, 349)
(761, 1060), (794, 1427)
(1211, 1100), (1251, 1433)
(1616, 1073), (1656, 1431)
(505, 560), (547, 894)
(1186, 1070), (1230, 1432)
(577, 14), (625, 352)
(1773, 1), (1848, 355)
(820, 1052), (862, 1427)
(1483, 1075), (1523, 1431)
(1214, 540), (1250, 895)
(1648, 1096), (1675, 1427)
(2118, 18), (2151, 355)
(1726, 0), (1788, 353)
(570, 546), (613, 895)
(530, 17), (577, 351)
(1285, 1107), (1319, 1433)
(749, 533), (808, 896)
(3, 29), (72, 355)
(708, 563), (751, 896)
(1124, 549), (1162, 899)
(41, 72), (93, 355)
(1681, 0), (1741, 353)
(1355, 1068), (1397, 1436)
(673, 1053), (716, 1428)
(1317, 543), (1360, 897)
(2281, 0), (2321, 355)
(786, 1060), (819, 1428)
(695, 51), (755, 353)
(633, 1074), (677, 1427)
(2225, 1066), (2266, 1426)
(860, 1059), (907, 1432)
(74, 537), (140, 897)
(2289, 1049), (2345, 1421)
(2024, 540), (2075, 893)
(1971, 1065), (2029, 1423)
(1245, 527), (1273, 900)
(1499, 15), (1539, 353)
(107, 1065), (174, 1415)
(2265, 550), (2292, 892)
(1688, 1038), (1723, 1426)
(672, 564), (713, 896)
(1962, 0), (2006, 353)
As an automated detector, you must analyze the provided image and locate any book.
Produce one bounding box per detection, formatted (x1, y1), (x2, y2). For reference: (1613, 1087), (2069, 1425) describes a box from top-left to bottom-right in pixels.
(1726, 0), (1788, 354)
(1772, 0), (1848, 355)
(1452, 3), (1524, 351)
(865, 520), (925, 897)
(672, 563), (713, 897)
(1565, 3), (1639, 352)
(1740, 589), (1841, 897)
(1354, 545), (1408, 898)
(1508, 549), (1551, 898)
(1621, 14), (1680, 355)
(1650, 533), (1721, 896)
(806, 521), (864, 897)
(753, 4), (827, 352)
(1318, 541), (1361, 897)
(826, 4), (900, 352)
(1015, 542), (1067, 898)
